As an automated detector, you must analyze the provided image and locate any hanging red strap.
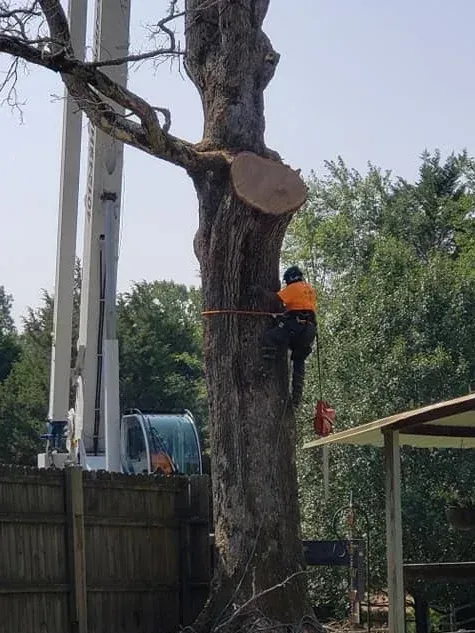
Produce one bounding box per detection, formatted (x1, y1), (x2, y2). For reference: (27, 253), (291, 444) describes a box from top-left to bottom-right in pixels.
(313, 399), (335, 437)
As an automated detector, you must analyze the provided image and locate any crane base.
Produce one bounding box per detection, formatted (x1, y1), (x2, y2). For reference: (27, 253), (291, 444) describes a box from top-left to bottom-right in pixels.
(37, 452), (70, 469)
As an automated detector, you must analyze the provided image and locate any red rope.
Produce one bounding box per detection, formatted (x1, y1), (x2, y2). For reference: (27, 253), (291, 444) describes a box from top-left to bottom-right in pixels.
(201, 309), (284, 317)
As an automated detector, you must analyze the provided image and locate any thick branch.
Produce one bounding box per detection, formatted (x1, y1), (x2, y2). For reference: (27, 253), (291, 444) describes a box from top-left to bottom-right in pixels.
(217, 0), (270, 52)
(38, 0), (69, 50)
(0, 32), (56, 69)
(0, 0), (229, 171)
(185, 0), (279, 152)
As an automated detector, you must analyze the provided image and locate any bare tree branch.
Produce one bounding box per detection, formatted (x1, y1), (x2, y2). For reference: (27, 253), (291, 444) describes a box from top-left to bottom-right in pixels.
(213, 571), (311, 633)
(0, 0), (230, 170)
(87, 0), (224, 71)
(84, 46), (184, 69)
(0, 0), (45, 43)
(86, 1), (185, 69)
(0, 54), (24, 118)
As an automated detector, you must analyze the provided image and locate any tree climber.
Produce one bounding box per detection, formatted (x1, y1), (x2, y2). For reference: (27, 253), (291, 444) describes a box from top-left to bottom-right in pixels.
(262, 266), (317, 407)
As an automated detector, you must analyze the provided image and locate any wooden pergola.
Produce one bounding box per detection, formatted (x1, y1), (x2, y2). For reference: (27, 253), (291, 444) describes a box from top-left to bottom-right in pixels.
(304, 393), (475, 633)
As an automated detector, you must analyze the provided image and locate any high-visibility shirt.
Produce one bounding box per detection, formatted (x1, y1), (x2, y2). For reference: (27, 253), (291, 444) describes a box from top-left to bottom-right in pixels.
(277, 281), (317, 313)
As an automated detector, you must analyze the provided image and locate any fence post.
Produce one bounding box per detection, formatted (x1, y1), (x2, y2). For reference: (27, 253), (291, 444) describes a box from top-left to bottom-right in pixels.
(65, 466), (88, 633)
(178, 479), (192, 625)
(184, 476), (211, 624)
(188, 475), (211, 585)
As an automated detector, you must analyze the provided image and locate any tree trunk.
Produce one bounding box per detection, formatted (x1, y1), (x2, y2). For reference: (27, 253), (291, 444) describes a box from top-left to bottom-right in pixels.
(183, 1), (314, 629)
(193, 174), (311, 630)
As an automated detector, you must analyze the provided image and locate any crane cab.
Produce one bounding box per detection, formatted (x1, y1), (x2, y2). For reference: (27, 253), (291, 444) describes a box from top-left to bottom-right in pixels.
(120, 410), (202, 476)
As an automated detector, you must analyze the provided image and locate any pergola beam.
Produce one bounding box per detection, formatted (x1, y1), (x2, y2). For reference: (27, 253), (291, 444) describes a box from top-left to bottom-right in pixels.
(404, 561), (475, 583)
(401, 424), (475, 438)
(391, 397), (475, 432)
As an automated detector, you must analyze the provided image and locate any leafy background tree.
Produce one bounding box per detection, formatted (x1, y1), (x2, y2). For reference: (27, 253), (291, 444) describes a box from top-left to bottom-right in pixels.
(0, 277), (206, 464)
(0, 289), (54, 464)
(0, 286), (21, 383)
(117, 281), (207, 445)
(284, 150), (475, 618)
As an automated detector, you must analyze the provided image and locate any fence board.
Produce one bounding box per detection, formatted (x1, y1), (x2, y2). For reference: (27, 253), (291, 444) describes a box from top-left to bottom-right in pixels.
(0, 466), (210, 633)
(187, 476), (212, 624)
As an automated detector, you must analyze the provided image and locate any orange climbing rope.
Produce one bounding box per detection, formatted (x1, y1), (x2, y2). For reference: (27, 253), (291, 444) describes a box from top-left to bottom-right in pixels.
(201, 309), (284, 318)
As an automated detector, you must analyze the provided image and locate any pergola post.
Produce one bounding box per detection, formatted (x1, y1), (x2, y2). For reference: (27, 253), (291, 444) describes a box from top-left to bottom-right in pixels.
(383, 430), (405, 633)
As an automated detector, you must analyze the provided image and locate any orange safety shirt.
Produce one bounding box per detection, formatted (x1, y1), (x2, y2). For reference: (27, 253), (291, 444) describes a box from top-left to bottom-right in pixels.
(277, 281), (317, 313)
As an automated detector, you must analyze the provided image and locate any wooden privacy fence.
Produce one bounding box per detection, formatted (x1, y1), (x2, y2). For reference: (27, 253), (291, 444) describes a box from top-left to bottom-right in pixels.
(0, 465), (210, 633)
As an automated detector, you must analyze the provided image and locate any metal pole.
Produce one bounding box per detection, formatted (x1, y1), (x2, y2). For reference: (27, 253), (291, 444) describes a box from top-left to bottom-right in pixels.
(47, 0), (87, 427)
(322, 445), (329, 502)
(103, 193), (121, 471)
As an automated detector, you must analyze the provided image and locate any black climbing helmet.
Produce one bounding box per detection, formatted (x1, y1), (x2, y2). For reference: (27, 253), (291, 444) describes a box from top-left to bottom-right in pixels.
(283, 266), (304, 285)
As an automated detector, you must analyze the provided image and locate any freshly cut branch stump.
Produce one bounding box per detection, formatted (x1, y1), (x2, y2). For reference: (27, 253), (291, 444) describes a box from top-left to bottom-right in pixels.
(230, 151), (307, 215)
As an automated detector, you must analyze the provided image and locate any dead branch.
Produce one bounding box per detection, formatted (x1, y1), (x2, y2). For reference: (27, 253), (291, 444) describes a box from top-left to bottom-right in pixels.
(89, 0), (224, 71)
(0, 0), (229, 170)
(0, 54), (24, 118)
(0, 0), (44, 45)
(214, 571), (310, 632)
(84, 46), (184, 69)
(0, 1), (41, 23)
(86, 1), (185, 69)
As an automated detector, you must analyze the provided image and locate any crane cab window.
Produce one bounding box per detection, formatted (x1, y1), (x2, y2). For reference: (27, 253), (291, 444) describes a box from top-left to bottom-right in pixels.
(147, 415), (201, 475)
(124, 418), (148, 474)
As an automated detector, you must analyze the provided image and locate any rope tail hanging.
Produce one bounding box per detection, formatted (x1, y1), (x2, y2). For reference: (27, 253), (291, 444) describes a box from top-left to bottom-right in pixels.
(312, 317), (335, 502)
(312, 319), (335, 438)
(315, 320), (324, 402)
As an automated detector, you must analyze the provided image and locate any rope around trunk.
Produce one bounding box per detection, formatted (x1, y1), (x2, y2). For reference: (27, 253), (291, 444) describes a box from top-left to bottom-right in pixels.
(202, 309), (284, 317)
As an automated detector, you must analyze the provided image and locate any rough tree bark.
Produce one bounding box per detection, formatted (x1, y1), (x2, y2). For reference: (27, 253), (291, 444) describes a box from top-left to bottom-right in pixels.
(185, 2), (311, 629)
(193, 181), (310, 630)
(0, 1), (317, 630)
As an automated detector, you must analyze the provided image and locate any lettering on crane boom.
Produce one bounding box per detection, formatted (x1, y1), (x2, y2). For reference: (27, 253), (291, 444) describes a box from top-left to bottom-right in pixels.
(84, 0), (102, 220)
(85, 124), (95, 219)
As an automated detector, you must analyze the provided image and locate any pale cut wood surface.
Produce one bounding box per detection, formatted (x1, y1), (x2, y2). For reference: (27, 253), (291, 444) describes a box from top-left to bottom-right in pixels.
(230, 151), (307, 214)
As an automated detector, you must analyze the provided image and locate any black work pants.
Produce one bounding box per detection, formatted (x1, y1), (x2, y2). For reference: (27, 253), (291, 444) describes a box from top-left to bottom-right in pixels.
(262, 314), (316, 405)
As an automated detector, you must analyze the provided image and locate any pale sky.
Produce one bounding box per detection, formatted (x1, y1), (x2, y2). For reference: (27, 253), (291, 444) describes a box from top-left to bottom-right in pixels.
(1, 0), (475, 324)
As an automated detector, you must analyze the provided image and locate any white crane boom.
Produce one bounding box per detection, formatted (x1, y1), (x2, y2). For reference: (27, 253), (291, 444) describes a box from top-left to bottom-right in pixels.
(77, 0), (130, 469)
(41, 0), (130, 471)
(47, 0), (87, 427)
(40, 0), (203, 478)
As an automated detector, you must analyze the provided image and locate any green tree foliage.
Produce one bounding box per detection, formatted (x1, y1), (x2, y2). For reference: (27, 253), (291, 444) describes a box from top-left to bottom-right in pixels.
(0, 276), (206, 465)
(117, 281), (207, 444)
(0, 291), (54, 464)
(284, 151), (475, 613)
(0, 264), (82, 465)
(0, 286), (21, 383)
